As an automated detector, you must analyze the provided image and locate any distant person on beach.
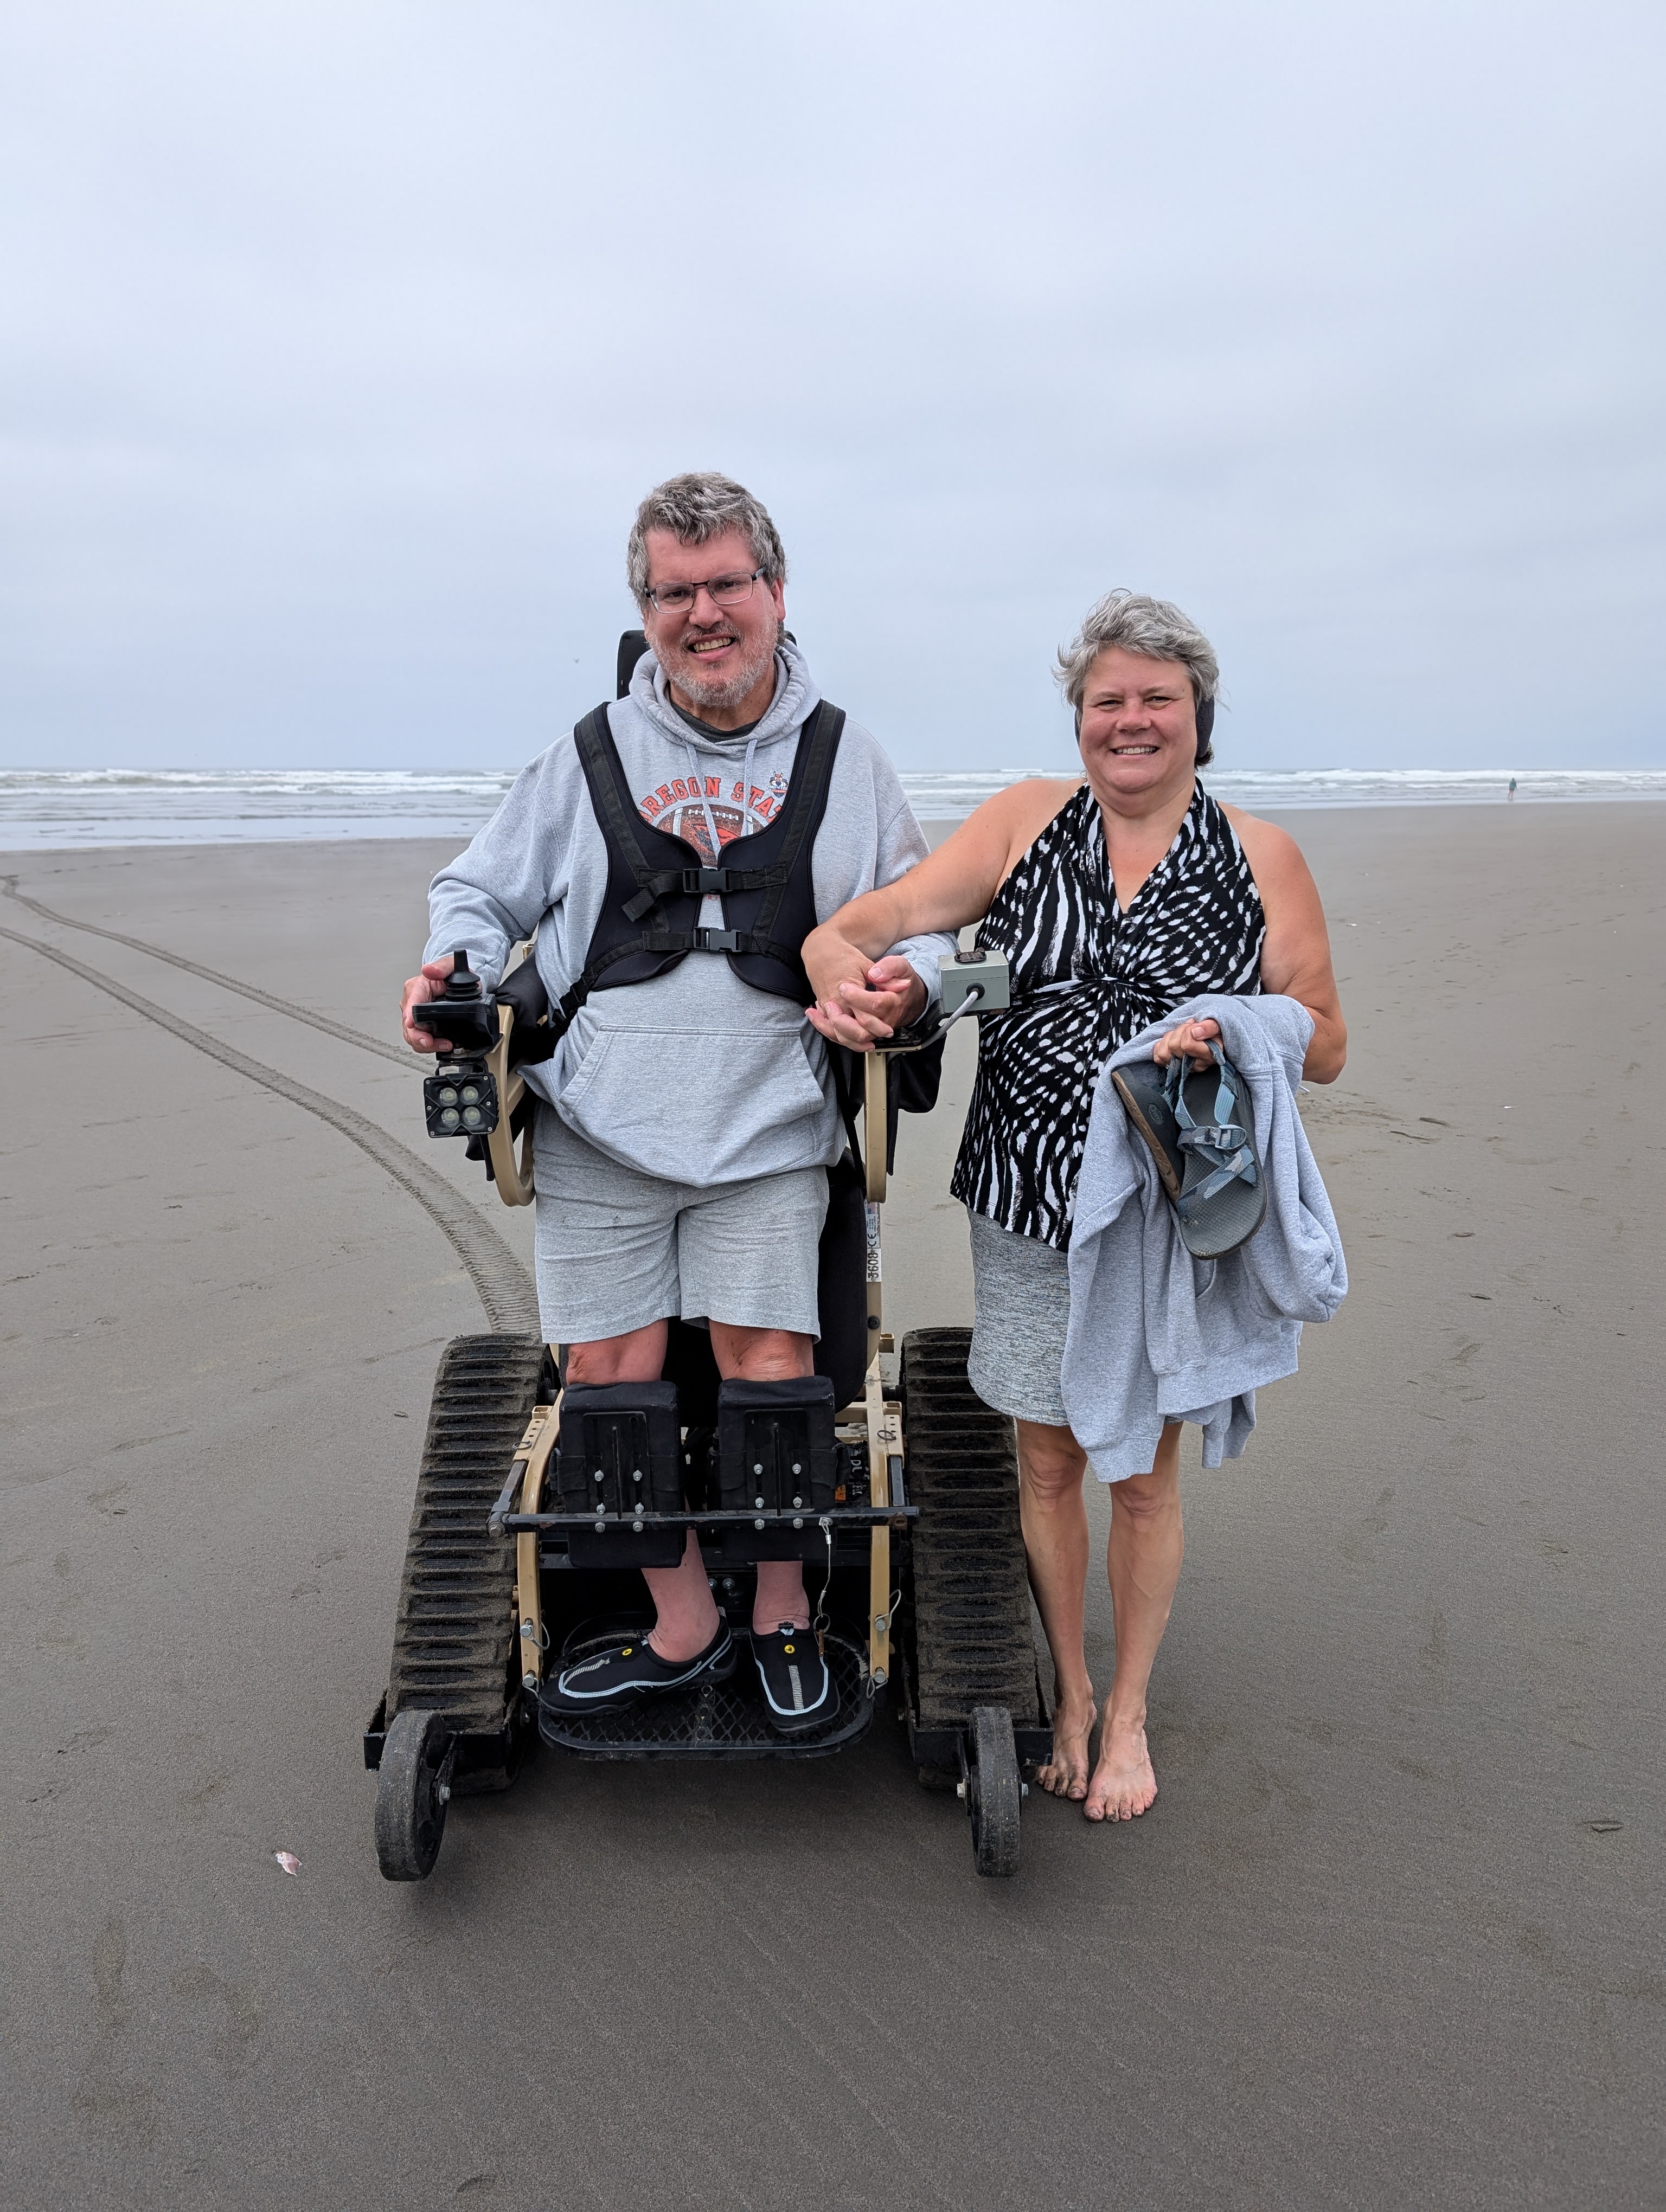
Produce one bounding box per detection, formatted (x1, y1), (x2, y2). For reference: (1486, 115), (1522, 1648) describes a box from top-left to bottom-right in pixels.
(804, 590), (1348, 1823)
(1509, 777), (1518, 800)
(400, 472), (952, 1732)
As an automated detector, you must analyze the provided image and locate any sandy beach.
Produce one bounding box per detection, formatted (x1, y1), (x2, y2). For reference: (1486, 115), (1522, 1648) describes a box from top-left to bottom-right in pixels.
(3, 804), (1663, 2209)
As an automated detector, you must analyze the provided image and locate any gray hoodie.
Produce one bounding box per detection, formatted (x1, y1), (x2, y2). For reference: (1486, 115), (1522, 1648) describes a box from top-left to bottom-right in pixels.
(1061, 993), (1348, 1481)
(425, 639), (954, 1185)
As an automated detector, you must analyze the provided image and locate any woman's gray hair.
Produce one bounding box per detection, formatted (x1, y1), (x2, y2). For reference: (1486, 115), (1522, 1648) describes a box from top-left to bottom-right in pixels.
(1055, 589), (1221, 766)
(626, 472), (788, 606)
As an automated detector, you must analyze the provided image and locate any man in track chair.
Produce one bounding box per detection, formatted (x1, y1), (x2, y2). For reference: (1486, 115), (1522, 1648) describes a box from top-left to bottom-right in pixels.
(401, 472), (953, 1735)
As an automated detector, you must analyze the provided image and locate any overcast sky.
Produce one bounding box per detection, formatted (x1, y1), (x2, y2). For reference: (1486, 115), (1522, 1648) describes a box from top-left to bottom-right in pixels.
(3, 0), (1662, 774)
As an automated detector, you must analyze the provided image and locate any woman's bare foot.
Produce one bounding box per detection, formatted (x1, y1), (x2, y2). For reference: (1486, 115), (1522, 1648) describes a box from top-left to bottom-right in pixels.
(1036, 1688), (1098, 1800)
(1084, 1716), (1157, 1822)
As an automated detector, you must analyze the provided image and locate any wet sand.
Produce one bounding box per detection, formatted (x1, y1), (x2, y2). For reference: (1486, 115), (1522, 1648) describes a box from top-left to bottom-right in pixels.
(2, 806), (1663, 2209)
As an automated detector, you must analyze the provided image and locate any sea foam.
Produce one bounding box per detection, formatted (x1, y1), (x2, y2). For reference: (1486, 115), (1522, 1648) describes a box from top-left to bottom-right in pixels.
(2, 766), (1662, 849)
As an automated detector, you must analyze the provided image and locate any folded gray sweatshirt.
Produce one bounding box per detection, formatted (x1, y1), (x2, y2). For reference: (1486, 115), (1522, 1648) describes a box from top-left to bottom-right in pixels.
(1061, 993), (1348, 1481)
(425, 638), (954, 1184)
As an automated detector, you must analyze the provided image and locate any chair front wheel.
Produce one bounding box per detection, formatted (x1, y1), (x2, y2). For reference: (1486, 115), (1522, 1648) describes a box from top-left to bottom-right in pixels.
(967, 1705), (1022, 1878)
(375, 1708), (455, 1882)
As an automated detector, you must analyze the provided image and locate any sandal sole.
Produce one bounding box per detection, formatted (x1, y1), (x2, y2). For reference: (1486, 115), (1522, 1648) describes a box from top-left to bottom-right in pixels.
(1112, 1063), (1185, 1201)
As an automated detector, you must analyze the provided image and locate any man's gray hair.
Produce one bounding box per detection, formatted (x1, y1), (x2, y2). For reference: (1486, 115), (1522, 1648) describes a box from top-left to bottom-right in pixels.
(1055, 589), (1221, 766)
(626, 472), (788, 606)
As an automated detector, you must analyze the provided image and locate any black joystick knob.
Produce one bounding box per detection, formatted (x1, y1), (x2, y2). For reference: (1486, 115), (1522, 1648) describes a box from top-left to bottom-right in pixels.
(420, 948), (495, 1057)
(444, 948), (483, 999)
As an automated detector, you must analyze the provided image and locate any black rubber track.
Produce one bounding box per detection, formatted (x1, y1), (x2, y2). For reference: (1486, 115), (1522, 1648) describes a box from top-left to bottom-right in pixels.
(900, 1327), (1040, 1729)
(387, 1334), (546, 1729)
(0, 921), (540, 1336)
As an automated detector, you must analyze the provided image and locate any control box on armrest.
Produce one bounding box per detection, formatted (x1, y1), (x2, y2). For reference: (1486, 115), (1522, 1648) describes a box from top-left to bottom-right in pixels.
(939, 948), (1010, 1017)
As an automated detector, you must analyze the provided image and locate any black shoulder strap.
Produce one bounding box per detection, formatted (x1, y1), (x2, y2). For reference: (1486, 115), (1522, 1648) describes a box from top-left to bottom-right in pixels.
(546, 697), (848, 1044)
(579, 699), (818, 924)
(575, 704), (664, 892)
(747, 702), (842, 943)
(545, 706), (780, 1039)
(585, 699), (841, 928)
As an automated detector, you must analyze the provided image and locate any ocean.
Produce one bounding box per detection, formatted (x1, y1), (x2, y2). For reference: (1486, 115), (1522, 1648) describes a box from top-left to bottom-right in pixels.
(2, 766), (1662, 850)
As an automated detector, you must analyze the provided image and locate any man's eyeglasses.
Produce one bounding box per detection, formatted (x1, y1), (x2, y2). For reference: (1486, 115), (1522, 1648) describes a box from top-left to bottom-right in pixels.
(645, 568), (765, 613)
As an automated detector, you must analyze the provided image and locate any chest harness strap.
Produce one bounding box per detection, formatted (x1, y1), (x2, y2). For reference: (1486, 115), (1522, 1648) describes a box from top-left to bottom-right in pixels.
(542, 699), (843, 1044)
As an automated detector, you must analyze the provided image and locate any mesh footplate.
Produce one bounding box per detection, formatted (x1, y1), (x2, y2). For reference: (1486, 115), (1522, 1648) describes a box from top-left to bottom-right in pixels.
(901, 1328), (1040, 1729)
(386, 1334), (544, 1729)
(539, 1625), (874, 1760)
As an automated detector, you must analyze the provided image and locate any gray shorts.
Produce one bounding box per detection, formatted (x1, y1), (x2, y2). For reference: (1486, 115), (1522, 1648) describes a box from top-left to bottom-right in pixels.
(533, 1106), (828, 1345)
(966, 1207), (1072, 1429)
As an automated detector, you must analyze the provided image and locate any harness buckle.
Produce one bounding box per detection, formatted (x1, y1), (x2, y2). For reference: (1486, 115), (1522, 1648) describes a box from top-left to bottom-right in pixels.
(694, 928), (740, 953)
(681, 867), (729, 895)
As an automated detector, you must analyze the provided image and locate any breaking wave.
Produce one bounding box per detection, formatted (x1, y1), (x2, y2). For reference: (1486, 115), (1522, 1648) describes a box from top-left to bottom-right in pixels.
(2, 765), (1662, 849)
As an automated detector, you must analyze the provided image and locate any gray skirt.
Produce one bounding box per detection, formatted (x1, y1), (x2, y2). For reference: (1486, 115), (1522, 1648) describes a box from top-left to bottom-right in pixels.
(965, 1207), (1072, 1428)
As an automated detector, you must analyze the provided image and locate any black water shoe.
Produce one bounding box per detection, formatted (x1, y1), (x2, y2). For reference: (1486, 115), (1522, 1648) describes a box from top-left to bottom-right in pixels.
(752, 1624), (836, 1735)
(546, 1624), (735, 1717)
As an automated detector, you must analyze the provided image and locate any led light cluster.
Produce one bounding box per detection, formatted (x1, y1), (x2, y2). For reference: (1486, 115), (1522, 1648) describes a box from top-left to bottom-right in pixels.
(423, 1058), (499, 1140)
(432, 1077), (486, 1132)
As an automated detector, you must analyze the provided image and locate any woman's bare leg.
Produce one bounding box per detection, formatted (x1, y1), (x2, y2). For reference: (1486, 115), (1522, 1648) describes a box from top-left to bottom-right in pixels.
(1085, 1425), (1184, 1823)
(1015, 1418), (1097, 1801)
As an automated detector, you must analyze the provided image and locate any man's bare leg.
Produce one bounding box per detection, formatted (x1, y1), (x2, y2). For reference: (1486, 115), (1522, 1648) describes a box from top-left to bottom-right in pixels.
(562, 1321), (817, 1660)
(709, 1321), (816, 1635)
(1085, 1425), (1184, 1823)
(563, 1321), (719, 1663)
(1015, 1418), (1097, 1802)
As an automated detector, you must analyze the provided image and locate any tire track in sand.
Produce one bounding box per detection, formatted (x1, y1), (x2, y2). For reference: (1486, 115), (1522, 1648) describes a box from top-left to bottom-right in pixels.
(2, 921), (540, 1338)
(1, 874), (411, 1065)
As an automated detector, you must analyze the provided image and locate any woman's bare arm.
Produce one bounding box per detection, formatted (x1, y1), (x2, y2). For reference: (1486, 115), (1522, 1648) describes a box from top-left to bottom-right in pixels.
(804, 779), (1077, 1046)
(1221, 809), (1347, 1082)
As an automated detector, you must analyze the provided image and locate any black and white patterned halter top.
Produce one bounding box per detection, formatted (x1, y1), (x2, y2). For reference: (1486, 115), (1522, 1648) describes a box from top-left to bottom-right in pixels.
(951, 781), (1265, 1250)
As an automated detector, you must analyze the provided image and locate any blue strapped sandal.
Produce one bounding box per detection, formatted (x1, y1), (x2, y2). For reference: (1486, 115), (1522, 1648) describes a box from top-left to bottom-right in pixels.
(1113, 1041), (1267, 1259)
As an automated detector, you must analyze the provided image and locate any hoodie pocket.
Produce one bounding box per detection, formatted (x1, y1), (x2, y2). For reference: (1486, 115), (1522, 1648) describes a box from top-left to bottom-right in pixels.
(556, 1023), (831, 1182)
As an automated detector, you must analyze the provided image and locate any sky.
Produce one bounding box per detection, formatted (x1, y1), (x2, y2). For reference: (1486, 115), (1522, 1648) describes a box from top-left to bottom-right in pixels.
(2, 0), (1662, 775)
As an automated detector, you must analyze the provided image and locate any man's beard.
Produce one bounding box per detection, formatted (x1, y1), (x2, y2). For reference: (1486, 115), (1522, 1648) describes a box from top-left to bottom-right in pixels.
(666, 623), (780, 712)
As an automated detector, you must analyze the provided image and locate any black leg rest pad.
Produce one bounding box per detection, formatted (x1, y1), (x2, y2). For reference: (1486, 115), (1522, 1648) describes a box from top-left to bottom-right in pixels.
(716, 1375), (838, 1563)
(556, 1381), (685, 1570)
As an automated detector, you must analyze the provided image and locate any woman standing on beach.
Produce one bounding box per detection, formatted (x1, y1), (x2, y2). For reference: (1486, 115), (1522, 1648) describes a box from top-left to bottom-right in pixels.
(802, 590), (1347, 1823)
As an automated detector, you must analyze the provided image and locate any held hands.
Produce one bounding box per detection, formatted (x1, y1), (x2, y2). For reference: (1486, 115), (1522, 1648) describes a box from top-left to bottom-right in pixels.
(1150, 1015), (1221, 1071)
(407, 937), (930, 1055)
(803, 940), (927, 1051)
(400, 954), (456, 1052)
